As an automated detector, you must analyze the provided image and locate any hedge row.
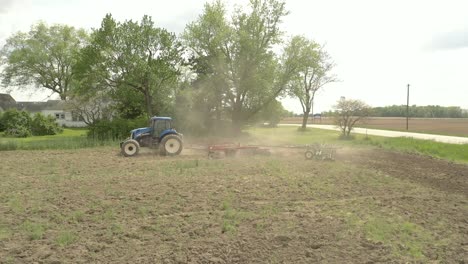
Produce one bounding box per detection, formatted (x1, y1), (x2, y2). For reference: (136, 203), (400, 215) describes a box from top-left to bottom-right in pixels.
(87, 117), (148, 141)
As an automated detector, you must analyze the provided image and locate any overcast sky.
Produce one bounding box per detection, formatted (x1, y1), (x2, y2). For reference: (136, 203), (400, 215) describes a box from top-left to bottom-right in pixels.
(0, 0), (467, 113)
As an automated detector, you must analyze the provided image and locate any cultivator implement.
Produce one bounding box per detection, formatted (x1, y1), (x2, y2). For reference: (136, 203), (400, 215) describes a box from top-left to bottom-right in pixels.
(207, 143), (270, 159)
(186, 142), (337, 160)
(304, 143), (338, 160)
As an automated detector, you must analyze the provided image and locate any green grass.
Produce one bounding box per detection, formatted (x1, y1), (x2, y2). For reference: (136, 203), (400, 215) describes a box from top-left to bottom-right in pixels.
(344, 213), (433, 259)
(55, 231), (77, 247)
(247, 126), (340, 145)
(221, 197), (250, 234)
(0, 128), (118, 151)
(353, 136), (468, 163)
(247, 126), (468, 163)
(0, 225), (11, 241)
(22, 221), (46, 240)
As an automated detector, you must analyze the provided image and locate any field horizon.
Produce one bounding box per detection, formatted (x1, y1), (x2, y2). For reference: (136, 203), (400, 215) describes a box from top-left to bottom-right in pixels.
(281, 117), (468, 137)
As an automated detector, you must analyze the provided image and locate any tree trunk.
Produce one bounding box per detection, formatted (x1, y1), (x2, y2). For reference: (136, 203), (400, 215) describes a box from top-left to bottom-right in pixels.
(144, 91), (153, 118)
(301, 108), (310, 130)
(231, 103), (243, 135)
(59, 93), (67, 101)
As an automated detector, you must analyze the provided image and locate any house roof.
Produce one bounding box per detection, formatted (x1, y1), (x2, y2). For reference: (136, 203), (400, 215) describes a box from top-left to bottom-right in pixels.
(0, 94), (69, 112)
(0, 93), (16, 110)
(16, 101), (48, 112)
(16, 100), (68, 112)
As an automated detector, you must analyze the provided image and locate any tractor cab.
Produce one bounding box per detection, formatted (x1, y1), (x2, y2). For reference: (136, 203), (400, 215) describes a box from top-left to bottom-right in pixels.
(151, 117), (173, 139)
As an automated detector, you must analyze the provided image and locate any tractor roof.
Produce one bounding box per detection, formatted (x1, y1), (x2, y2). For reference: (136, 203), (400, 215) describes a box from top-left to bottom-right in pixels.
(151, 116), (172, 121)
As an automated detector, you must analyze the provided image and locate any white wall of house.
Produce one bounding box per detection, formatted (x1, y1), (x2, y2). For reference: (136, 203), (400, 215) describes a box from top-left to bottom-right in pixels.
(40, 110), (87, 127)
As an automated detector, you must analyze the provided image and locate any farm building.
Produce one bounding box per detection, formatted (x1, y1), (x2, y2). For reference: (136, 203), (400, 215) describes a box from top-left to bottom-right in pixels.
(0, 93), (16, 112)
(0, 93), (86, 127)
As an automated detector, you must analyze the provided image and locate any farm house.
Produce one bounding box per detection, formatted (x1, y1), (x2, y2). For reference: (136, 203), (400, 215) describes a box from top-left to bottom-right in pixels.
(0, 93), (86, 127)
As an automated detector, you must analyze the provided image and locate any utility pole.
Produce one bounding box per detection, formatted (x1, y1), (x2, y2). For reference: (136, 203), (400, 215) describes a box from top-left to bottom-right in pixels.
(406, 84), (410, 130)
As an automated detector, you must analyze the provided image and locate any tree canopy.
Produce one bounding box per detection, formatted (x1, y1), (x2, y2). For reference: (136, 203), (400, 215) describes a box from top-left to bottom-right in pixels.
(284, 35), (336, 129)
(0, 1), (347, 136)
(75, 14), (187, 117)
(0, 22), (88, 100)
(183, 0), (294, 132)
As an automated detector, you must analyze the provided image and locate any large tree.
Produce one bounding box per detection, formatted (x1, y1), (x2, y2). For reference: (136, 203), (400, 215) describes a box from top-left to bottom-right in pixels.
(75, 14), (186, 117)
(0, 22), (88, 100)
(184, 0), (295, 132)
(284, 36), (337, 130)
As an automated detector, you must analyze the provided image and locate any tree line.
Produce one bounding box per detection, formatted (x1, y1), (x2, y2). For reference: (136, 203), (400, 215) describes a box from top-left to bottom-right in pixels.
(370, 105), (468, 118)
(0, 0), (336, 135)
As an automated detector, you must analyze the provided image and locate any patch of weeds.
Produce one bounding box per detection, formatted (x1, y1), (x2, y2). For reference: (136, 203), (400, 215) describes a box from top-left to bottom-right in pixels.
(0, 140), (18, 151)
(142, 222), (161, 233)
(55, 231), (77, 247)
(69, 210), (85, 223)
(363, 216), (432, 259)
(138, 206), (150, 217)
(49, 212), (66, 224)
(156, 221), (178, 237)
(107, 223), (124, 237)
(221, 197), (249, 234)
(104, 187), (125, 198)
(255, 204), (280, 232)
(22, 221), (46, 240)
(260, 159), (285, 177)
(3, 256), (15, 264)
(162, 159), (202, 176)
(254, 221), (267, 232)
(177, 159), (201, 170)
(0, 225), (12, 240)
(8, 196), (24, 214)
(103, 208), (116, 221)
(44, 173), (61, 183)
(338, 134), (355, 140)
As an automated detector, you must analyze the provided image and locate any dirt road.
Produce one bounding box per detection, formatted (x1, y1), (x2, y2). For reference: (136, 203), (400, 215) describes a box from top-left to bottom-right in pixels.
(280, 124), (468, 144)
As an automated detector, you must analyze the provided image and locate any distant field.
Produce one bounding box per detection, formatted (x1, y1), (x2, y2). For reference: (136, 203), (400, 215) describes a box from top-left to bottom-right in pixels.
(281, 117), (468, 137)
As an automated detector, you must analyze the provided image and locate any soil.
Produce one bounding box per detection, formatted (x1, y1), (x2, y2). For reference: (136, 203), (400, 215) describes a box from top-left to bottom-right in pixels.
(341, 148), (468, 196)
(282, 117), (468, 136)
(0, 146), (467, 263)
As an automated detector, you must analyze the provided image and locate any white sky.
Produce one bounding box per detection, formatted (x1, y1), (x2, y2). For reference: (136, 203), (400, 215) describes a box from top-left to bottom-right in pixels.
(0, 0), (467, 113)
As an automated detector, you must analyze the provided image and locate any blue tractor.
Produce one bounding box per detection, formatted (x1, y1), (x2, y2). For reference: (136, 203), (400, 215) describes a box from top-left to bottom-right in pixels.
(120, 117), (183, 157)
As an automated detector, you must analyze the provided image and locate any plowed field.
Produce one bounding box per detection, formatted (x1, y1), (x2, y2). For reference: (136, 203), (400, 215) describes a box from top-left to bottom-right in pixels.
(0, 147), (467, 263)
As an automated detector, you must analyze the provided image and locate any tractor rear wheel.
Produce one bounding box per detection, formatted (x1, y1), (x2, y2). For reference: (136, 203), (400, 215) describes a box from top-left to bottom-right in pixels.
(121, 139), (140, 157)
(160, 135), (183, 156)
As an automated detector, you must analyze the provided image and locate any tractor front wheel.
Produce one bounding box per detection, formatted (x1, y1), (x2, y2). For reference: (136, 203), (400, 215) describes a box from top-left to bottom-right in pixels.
(160, 135), (183, 156)
(121, 139), (140, 157)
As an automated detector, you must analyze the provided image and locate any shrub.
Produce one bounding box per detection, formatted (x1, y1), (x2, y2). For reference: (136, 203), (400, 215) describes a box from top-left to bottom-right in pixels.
(31, 113), (63, 136)
(2, 109), (32, 137)
(5, 126), (32, 138)
(0, 112), (4, 132)
(87, 117), (147, 141)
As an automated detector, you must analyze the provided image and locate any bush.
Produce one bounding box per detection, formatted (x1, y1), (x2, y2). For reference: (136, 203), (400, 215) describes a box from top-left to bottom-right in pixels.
(87, 117), (148, 141)
(2, 109), (32, 137)
(31, 113), (63, 136)
(0, 112), (4, 132)
(5, 126), (32, 138)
